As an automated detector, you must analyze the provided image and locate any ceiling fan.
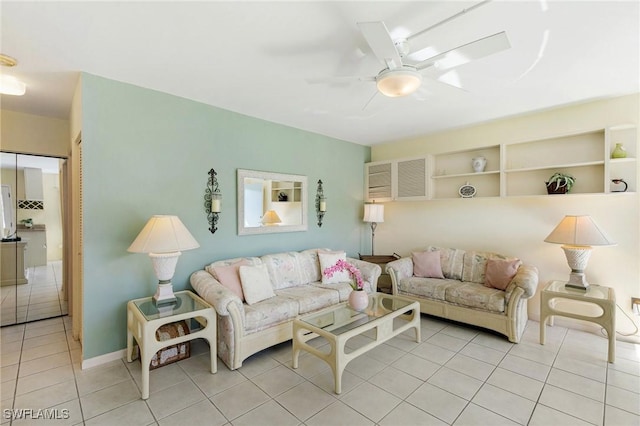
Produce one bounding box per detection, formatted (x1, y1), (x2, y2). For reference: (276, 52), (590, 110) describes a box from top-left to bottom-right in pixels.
(312, 2), (511, 101)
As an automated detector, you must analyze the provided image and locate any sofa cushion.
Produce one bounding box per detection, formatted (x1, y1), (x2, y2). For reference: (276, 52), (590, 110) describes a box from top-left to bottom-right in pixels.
(444, 282), (506, 313)
(428, 247), (465, 280)
(276, 286), (340, 314)
(485, 258), (522, 290)
(398, 277), (462, 301)
(260, 252), (306, 290)
(206, 256), (262, 276)
(243, 296), (300, 334)
(313, 281), (353, 302)
(212, 259), (249, 301)
(318, 250), (350, 284)
(239, 264), (276, 305)
(462, 251), (516, 284)
(412, 251), (445, 278)
(298, 249), (322, 283)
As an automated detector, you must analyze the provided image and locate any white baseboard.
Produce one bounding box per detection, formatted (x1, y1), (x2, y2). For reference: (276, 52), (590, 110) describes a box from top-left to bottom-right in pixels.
(81, 349), (126, 370)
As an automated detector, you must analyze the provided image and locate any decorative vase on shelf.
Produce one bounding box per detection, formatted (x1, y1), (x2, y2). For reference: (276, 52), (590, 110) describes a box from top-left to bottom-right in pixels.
(348, 290), (369, 311)
(612, 143), (627, 159)
(472, 156), (487, 173)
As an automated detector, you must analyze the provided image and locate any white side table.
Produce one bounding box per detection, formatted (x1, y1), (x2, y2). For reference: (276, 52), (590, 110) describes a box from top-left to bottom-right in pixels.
(127, 290), (217, 399)
(540, 280), (616, 363)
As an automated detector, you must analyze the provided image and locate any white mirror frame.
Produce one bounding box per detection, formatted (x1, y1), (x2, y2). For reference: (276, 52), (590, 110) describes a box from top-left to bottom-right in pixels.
(237, 169), (308, 235)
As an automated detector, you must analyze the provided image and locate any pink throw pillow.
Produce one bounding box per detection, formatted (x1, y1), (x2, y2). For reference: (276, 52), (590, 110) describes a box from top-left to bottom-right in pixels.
(485, 258), (522, 290)
(412, 251), (445, 279)
(212, 260), (249, 301)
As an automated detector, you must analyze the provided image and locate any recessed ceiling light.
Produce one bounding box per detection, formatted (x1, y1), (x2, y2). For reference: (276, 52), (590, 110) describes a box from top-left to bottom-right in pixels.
(0, 54), (18, 67)
(0, 53), (26, 96)
(0, 75), (26, 96)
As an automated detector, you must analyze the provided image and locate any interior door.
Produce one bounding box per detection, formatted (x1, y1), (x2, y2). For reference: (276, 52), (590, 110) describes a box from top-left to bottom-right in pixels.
(0, 152), (67, 326)
(1, 153), (18, 325)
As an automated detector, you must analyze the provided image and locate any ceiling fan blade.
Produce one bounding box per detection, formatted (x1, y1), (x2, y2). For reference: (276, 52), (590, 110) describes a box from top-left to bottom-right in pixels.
(415, 31), (510, 71)
(433, 70), (466, 90)
(306, 75), (375, 85)
(357, 21), (403, 69)
(361, 89), (380, 111)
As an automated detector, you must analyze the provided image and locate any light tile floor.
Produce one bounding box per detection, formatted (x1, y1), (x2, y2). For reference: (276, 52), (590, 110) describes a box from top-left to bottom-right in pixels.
(1, 315), (639, 425)
(1, 262), (67, 326)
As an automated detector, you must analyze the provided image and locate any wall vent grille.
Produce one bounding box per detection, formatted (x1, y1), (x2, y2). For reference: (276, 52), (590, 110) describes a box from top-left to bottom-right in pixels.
(397, 159), (426, 198)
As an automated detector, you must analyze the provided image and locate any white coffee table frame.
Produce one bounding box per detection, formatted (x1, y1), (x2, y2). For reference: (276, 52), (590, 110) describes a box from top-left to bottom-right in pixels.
(127, 290), (217, 399)
(292, 292), (420, 394)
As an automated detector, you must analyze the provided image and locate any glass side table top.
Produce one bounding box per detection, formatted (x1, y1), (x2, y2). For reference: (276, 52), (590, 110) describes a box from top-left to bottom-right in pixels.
(299, 295), (413, 336)
(545, 280), (610, 301)
(133, 291), (208, 321)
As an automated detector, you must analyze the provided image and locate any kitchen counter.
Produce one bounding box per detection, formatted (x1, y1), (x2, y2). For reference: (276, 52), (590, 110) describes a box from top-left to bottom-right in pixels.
(16, 224), (47, 267)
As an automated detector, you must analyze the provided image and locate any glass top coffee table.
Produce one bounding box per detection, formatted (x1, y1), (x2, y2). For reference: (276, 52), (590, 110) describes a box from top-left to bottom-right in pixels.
(292, 292), (420, 394)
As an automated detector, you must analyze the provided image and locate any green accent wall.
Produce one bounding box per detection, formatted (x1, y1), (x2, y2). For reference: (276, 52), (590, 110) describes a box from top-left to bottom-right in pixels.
(81, 73), (370, 359)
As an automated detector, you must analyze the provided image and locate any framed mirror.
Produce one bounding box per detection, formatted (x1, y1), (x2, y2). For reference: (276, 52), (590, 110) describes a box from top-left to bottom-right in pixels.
(237, 169), (308, 235)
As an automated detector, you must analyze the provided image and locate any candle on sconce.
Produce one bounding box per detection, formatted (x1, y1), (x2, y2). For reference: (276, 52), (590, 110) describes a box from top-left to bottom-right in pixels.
(319, 199), (327, 212)
(211, 195), (221, 213)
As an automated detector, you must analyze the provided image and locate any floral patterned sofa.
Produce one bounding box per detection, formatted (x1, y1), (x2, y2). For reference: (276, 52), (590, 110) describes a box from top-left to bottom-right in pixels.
(386, 247), (538, 343)
(190, 248), (381, 370)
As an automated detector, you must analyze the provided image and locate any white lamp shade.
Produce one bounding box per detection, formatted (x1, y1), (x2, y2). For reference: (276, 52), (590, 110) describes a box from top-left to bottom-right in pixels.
(363, 204), (384, 223)
(261, 210), (282, 225)
(544, 215), (615, 247)
(127, 215), (199, 254)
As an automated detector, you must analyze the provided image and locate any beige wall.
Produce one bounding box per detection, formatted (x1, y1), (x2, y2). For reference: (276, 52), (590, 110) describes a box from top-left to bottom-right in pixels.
(371, 94), (640, 339)
(1, 110), (69, 158)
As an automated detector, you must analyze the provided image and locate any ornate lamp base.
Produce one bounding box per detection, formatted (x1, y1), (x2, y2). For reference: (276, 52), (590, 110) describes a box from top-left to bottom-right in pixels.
(561, 245), (592, 290)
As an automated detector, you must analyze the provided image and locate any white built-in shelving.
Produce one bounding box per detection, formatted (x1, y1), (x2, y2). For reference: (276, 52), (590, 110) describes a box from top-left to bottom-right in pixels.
(365, 125), (637, 201)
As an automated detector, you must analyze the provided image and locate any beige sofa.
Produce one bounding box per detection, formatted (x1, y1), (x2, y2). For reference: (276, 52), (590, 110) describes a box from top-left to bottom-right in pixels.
(190, 248), (381, 370)
(386, 247), (538, 343)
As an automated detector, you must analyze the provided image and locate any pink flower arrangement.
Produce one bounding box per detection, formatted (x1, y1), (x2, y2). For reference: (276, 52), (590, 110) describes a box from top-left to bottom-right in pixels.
(323, 259), (364, 291)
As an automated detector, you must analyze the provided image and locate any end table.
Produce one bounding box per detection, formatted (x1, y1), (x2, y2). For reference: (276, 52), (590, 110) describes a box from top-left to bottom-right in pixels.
(359, 253), (400, 294)
(539, 280), (615, 363)
(127, 290), (217, 399)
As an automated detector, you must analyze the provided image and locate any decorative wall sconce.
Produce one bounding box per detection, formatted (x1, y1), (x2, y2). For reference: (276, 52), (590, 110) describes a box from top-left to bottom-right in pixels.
(315, 179), (326, 227)
(204, 168), (221, 234)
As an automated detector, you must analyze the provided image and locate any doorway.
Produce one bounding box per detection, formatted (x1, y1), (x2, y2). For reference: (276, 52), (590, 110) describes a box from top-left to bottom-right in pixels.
(0, 152), (68, 326)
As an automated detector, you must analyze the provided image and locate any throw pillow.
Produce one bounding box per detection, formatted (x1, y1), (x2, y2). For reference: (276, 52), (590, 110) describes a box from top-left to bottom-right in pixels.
(318, 250), (350, 284)
(239, 264), (276, 305)
(412, 251), (445, 278)
(212, 260), (249, 301)
(485, 258), (522, 290)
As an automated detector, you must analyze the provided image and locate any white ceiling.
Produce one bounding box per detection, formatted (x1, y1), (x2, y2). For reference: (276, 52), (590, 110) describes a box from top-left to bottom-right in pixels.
(1, 1), (638, 146)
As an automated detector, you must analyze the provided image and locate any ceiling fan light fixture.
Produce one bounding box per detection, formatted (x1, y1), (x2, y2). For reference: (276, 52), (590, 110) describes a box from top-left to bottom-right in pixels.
(376, 67), (422, 97)
(0, 75), (26, 96)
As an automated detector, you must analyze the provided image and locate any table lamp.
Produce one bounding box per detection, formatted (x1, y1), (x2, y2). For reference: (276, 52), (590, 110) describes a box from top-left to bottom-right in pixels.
(262, 210), (282, 226)
(363, 203), (384, 255)
(544, 215), (615, 289)
(128, 215), (200, 304)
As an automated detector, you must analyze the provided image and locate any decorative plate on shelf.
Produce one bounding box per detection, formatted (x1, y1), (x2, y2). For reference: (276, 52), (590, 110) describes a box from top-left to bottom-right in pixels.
(459, 182), (476, 198)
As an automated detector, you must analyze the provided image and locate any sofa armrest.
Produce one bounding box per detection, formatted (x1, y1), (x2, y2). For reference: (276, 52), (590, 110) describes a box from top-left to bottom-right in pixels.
(506, 264), (539, 300)
(386, 257), (413, 281)
(347, 257), (382, 292)
(190, 270), (244, 317)
(385, 257), (413, 295)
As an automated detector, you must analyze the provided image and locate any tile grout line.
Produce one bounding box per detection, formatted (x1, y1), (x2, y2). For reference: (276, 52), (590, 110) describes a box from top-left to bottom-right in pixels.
(63, 316), (86, 424)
